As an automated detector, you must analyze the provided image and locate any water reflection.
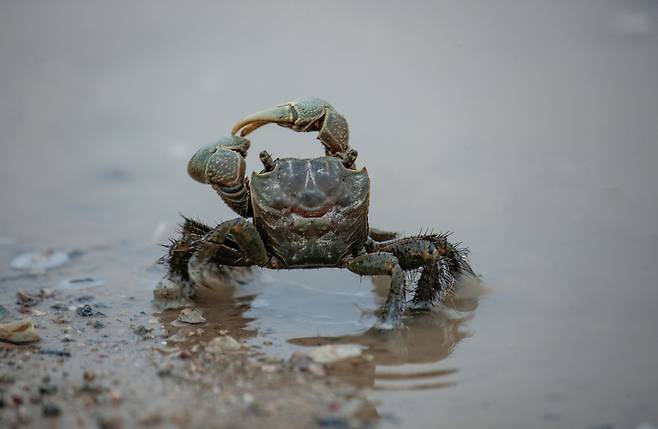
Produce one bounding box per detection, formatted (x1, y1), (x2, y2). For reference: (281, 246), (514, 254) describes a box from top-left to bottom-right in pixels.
(155, 269), (484, 392)
(289, 275), (484, 390)
(157, 270), (259, 346)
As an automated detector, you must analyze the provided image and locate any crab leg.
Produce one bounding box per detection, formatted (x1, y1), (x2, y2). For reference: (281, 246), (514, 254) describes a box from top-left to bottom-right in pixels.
(373, 237), (439, 269)
(368, 227), (398, 242)
(410, 260), (456, 310)
(371, 233), (474, 310)
(230, 98), (350, 156)
(372, 234), (474, 273)
(347, 252), (406, 326)
(190, 218), (269, 268)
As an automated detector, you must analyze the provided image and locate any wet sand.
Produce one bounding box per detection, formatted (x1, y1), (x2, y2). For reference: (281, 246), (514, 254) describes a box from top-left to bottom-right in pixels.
(2, 1), (658, 428)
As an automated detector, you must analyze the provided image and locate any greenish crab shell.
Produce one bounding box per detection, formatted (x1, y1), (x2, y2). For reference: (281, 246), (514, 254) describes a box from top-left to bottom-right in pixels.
(250, 156), (370, 268)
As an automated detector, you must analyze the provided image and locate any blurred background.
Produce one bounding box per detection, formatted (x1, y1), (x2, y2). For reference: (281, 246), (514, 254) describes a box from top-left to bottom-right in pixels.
(1, 1), (657, 428)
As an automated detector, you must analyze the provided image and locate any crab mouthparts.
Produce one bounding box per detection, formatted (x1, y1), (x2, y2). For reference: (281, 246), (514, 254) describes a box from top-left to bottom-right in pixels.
(291, 215), (333, 236)
(291, 206), (331, 218)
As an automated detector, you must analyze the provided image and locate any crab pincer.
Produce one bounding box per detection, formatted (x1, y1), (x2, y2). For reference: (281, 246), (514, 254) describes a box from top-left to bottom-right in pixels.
(187, 135), (252, 217)
(231, 98), (350, 156)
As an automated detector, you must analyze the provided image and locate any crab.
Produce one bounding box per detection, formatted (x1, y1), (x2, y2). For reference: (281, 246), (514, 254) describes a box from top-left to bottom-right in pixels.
(161, 98), (474, 327)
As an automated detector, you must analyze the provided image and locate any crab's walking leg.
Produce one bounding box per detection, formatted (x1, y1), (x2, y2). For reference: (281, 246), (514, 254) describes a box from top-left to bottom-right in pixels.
(155, 217), (214, 307)
(372, 234), (474, 308)
(165, 217), (212, 280)
(368, 227), (398, 242)
(347, 252), (406, 326)
(411, 260), (456, 309)
(188, 218), (269, 288)
(373, 238), (439, 268)
(191, 218), (268, 267)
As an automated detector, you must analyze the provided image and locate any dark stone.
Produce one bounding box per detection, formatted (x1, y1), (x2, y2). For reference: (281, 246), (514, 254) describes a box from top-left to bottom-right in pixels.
(42, 403), (61, 417)
(39, 384), (58, 395)
(38, 349), (72, 358)
(76, 305), (94, 317)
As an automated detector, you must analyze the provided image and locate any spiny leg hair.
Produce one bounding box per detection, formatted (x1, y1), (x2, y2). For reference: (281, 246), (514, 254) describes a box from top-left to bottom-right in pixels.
(373, 232), (474, 308)
(163, 216), (212, 281)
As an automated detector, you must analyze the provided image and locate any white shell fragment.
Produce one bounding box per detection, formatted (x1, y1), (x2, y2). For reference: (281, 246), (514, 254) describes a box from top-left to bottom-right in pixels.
(306, 344), (362, 364)
(0, 318), (41, 343)
(10, 249), (70, 272)
(176, 307), (206, 324)
(206, 335), (241, 353)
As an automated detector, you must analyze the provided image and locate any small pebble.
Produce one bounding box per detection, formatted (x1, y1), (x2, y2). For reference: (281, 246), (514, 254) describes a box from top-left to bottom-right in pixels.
(133, 325), (153, 338)
(0, 319), (41, 343)
(206, 335), (241, 353)
(176, 307), (206, 324)
(76, 305), (94, 317)
(110, 390), (123, 405)
(316, 416), (351, 428)
(0, 371), (15, 384)
(97, 414), (122, 429)
(50, 302), (68, 311)
(39, 384), (58, 395)
(0, 305), (8, 321)
(306, 345), (362, 364)
(83, 370), (96, 382)
(57, 277), (105, 291)
(42, 403), (61, 417)
(16, 290), (41, 307)
(38, 349), (71, 358)
(156, 368), (172, 377)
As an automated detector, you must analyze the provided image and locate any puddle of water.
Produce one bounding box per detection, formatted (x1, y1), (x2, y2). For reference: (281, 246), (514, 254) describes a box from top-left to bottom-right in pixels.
(243, 272), (484, 390)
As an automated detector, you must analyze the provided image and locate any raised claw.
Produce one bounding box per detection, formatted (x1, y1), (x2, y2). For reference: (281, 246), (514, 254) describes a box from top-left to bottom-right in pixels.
(187, 135), (250, 185)
(187, 135), (252, 217)
(230, 98), (350, 156)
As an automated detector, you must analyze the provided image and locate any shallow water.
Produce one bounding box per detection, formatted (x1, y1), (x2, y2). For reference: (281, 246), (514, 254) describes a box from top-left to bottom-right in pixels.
(2, 1), (658, 428)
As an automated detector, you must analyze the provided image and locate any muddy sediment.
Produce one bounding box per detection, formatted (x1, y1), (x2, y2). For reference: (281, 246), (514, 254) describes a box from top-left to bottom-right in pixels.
(0, 248), (379, 429)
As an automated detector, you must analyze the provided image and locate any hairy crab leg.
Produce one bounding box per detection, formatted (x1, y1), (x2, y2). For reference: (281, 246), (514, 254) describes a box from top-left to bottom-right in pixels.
(410, 260), (456, 310)
(372, 234), (474, 274)
(368, 234), (474, 311)
(347, 252), (406, 327)
(191, 218), (268, 267)
(368, 227), (398, 242)
(373, 237), (439, 269)
(186, 218), (269, 291)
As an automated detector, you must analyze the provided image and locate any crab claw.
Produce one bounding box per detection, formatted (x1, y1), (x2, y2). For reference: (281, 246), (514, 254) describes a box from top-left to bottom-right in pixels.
(230, 98), (349, 156)
(187, 135), (250, 185)
(187, 135), (252, 217)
